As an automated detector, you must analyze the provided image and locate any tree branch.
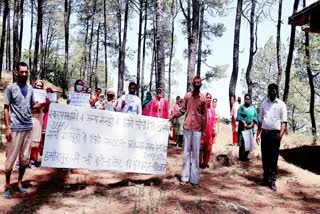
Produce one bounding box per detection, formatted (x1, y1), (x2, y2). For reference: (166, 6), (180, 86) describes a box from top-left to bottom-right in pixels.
(292, 85), (320, 113)
(179, 0), (188, 20)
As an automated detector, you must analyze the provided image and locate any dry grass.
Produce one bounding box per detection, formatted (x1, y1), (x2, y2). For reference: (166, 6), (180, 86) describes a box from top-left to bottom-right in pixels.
(0, 125), (318, 214)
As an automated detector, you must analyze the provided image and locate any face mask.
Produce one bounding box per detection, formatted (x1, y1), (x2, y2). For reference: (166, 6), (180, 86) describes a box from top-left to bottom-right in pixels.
(17, 76), (28, 83)
(193, 85), (201, 91)
(107, 95), (114, 100)
(268, 92), (277, 101)
(269, 95), (276, 102)
(76, 85), (83, 92)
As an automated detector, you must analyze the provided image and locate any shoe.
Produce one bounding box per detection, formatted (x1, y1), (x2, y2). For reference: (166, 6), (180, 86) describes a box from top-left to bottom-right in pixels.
(190, 183), (199, 189)
(200, 163), (205, 169)
(179, 181), (189, 187)
(17, 186), (28, 194)
(257, 179), (269, 186)
(3, 188), (13, 198)
(269, 183), (277, 192)
(29, 160), (36, 169)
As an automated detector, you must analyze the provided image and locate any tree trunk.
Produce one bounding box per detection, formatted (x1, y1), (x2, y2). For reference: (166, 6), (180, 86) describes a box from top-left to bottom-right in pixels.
(136, 0), (143, 96)
(155, 0), (165, 90)
(117, 0), (122, 95)
(118, 0), (129, 96)
(28, 0), (34, 73)
(83, 18), (89, 80)
(245, 0), (255, 96)
(276, 0), (283, 87)
(229, 0), (243, 109)
(95, 22), (100, 84)
(19, 0), (24, 56)
(43, 20), (52, 79)
(103, 0), (108, 89)
(303, 0), (317, 144)
(141, 0), (148, 101)
(6, 12), (11, 72)
(168, 0), (177, 103)
(32, 0), (43, 82)
(88, 19), (95, 87)
(197, 5), (204, 76)
(149, 43), (155, 91)
(0, 0), (9, 79)
(187, 0), (200, 92)
(63, 0), (71, 98)
(153, 18), (158, 88)
(283, 0), (300, 104)
(13, 0), (21, 70)
(305, 32), (317, 144)
(179, 0), (192, 91)
(39, 23), (45, 79)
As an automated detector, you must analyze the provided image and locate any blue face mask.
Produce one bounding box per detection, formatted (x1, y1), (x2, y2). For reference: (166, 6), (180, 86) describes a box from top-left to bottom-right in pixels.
(76, 85), (83, 92)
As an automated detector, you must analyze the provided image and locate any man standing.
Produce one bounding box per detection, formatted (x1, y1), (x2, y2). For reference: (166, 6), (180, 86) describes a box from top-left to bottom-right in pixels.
(117, 82), (142, 114)
(3, 62), (44, 198)
(170, 76), (207, 188)
(256, 83), (287, 192)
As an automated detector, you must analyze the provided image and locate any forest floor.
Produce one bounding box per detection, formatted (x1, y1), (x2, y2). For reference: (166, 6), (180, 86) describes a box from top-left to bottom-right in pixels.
(0, 72), (319, 214)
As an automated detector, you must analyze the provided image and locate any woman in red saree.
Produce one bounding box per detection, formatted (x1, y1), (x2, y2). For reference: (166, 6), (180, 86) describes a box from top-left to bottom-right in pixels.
(199, 93), (216, 168)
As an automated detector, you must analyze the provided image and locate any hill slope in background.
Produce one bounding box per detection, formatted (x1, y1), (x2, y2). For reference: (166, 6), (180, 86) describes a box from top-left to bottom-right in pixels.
(0, 72), (319, 213)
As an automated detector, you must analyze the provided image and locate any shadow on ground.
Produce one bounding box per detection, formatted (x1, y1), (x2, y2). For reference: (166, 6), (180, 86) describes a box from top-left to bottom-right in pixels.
(6, 169), (68, 214)
(280, 145), (320, 175)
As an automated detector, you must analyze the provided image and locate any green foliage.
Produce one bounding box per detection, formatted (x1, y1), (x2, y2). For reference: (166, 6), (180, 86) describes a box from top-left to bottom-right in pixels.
(203, 64), (227, 82)
(247, 35), (319, 134)
(293, 32), (320, 134)
(245, 37), (286, 105)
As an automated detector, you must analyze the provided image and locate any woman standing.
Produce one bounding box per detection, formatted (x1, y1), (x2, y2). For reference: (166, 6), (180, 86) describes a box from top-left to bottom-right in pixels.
(199, 93), (216, 168)
(236, 94), (258, 161)
(142, 91), (153, 116)
(29, 80), (45, 167)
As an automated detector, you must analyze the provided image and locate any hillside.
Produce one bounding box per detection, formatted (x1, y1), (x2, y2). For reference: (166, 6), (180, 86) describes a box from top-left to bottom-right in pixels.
(0, 72), (319, 213)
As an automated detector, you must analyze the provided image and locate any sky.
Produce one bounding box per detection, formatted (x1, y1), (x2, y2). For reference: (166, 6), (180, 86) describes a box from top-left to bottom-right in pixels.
(21, 0), (318, 118)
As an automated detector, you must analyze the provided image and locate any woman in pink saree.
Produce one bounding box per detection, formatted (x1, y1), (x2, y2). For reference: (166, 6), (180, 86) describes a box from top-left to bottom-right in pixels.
(199, 93), (216, 168)
(149, 88), (169, 119)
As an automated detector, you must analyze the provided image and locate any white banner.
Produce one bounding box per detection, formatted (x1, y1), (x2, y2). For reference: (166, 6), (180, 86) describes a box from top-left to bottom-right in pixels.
(33, 89), (47, 103)
(69, 92), (91, 107)
(42, 103), (170, 174)
(47, 92), (57, 102)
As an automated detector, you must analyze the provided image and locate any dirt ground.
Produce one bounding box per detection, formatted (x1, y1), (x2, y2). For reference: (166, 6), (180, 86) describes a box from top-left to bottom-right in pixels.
(0, 74), (320, 214)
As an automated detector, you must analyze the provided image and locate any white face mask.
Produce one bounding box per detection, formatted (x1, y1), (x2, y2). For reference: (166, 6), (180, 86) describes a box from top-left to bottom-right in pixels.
(76, 85), (83, 92)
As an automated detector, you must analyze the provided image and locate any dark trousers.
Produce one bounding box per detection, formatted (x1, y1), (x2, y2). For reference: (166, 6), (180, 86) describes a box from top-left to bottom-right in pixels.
(239, 140), (250, 161)
(261, 130), (281, 183)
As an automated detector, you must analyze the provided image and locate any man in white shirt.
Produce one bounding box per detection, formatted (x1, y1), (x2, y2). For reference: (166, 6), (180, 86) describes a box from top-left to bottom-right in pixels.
(116, 82), (142, 115)
(256, 83), (287, 192)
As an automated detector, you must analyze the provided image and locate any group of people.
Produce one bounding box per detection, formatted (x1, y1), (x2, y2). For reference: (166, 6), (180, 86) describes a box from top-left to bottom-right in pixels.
(169, 76), (287, 192)
(2, 62), (287, 199)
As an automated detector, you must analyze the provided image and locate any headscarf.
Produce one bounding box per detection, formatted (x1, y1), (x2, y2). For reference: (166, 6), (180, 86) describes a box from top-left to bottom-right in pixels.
(142, 91), (152, 107)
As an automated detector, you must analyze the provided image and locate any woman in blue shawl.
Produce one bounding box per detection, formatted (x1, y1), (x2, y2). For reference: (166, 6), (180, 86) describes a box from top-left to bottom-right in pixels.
(142, 91), (153, 116)
(236, 94), (258, 161)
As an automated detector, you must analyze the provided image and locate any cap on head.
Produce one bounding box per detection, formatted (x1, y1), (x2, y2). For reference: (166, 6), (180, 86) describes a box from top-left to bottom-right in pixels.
(106, 88), (115, 95)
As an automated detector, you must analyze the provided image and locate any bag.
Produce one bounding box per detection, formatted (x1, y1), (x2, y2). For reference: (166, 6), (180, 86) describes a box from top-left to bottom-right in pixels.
(242, 129), (255, 151)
